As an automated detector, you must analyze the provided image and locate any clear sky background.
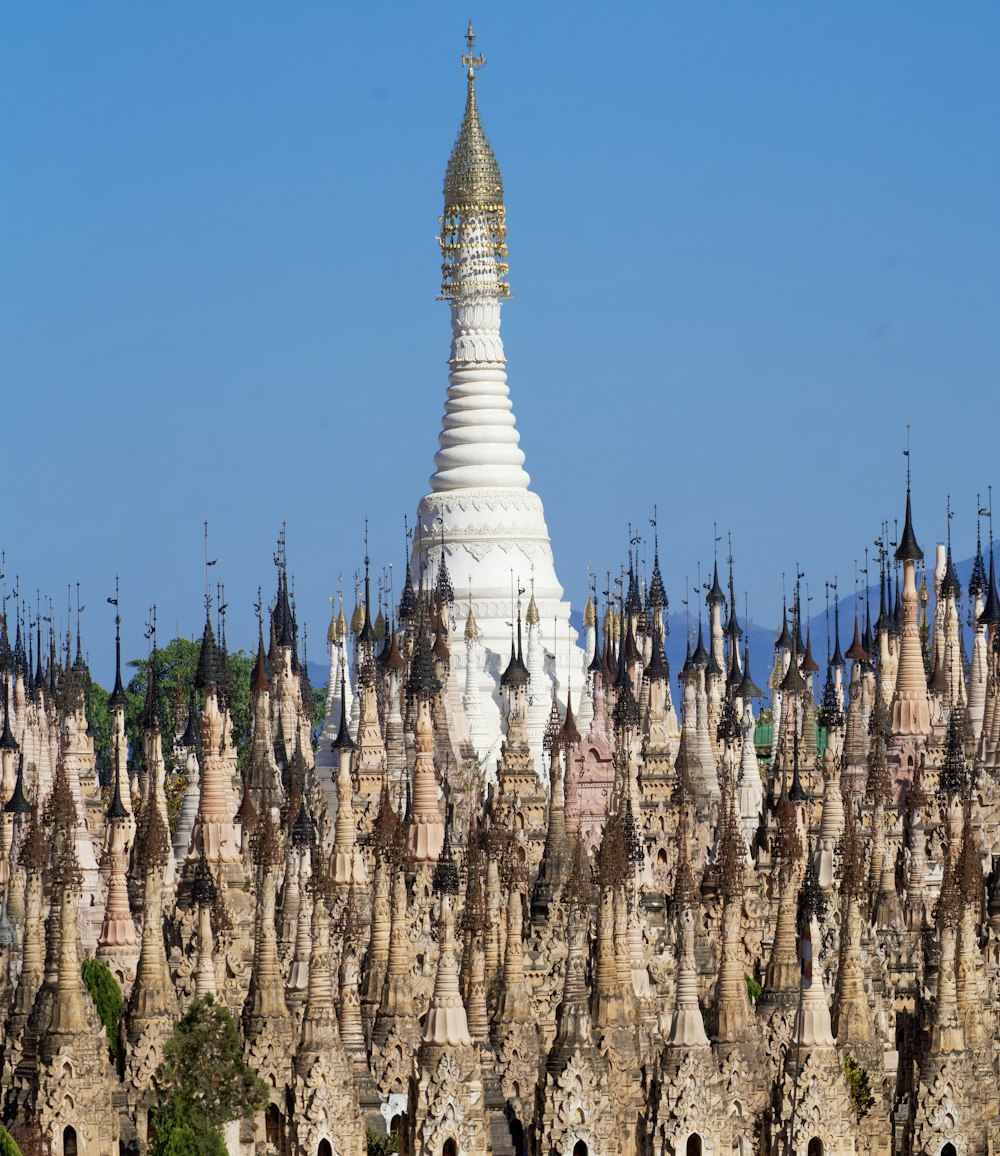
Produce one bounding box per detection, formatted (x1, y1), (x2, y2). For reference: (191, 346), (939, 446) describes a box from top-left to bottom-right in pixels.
(2, 3), (998, 683)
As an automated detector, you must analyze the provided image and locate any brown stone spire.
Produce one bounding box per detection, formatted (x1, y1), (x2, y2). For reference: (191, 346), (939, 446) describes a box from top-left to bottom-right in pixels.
(549, 843), (599, 1064)
(421, 892), (473, 1048)
(190, 683), (241, 867)
(332, 682), (366, 886)
(372, 868), (417, 1047)
(243, 800), (293, 1046)
(191, 849), (218, 999)
(7, 802), (47, 1034)
(591, 812), (629, 1028)
(97, 733), (140, 982)
(713, 779), (750, 1043)
(47, 814), (87, 1040)
(126, 795), (177, 1029)
(298, 868), (343, 1056)
(460, 831), (490, 1045)
(956, 804), (987, 1049)
(338, 886), (368, 1071)
(890, 483), (932, 738)
(406, 612), (445, 862)
(531, 732), (571, 921)
(292, 860), (366, 1156)
(764, 797), (803, 1001)
(361, 781), (398, 1027)
(496, 877), (533, 1030)
(831, 809), (873, 1048)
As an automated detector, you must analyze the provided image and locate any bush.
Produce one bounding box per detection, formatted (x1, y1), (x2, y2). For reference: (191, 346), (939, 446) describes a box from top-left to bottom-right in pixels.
(0, 1125), (24, 1156)
(366, 1131), (400, 1156)
(82, 958), (124, 1057)
(844, 1054), (874, 1117)
(151, 996), (268, 1156)
(744, 974), (762, 1003)
(152, 1096), (228, 1156)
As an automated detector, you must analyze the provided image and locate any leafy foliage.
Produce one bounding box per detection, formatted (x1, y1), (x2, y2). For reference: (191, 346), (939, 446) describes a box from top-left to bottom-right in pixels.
(366, 1130), (400, 1156)
(152, 995), (268, 1156)
(844, 1054), (874, 1117)
(85, 679), (112, 786)
(152, 1096), (228, 1156)
(82, 957), (124, 1057)
(0, 1125), (24, 1156)
(744, 974), (762, 1003)
(121, 637), (253, 772)
(311, 684), (327, 741)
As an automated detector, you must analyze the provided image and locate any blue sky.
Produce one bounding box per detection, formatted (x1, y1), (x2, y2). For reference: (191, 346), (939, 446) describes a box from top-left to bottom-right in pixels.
(2, 3), (998, 683)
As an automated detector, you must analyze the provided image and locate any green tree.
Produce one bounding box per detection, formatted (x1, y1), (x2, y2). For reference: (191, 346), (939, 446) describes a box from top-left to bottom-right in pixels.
(125, 638), (255, 770)
(0, 1125), (24, 1156)
(82, 957), (124, 1057)
(85, 679), (112, 785)
(151, 996), (268, 1156)
(311, 684), (327, 743)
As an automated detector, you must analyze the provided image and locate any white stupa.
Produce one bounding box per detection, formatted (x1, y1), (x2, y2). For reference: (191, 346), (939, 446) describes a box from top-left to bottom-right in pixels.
(413, 26), (584, 764)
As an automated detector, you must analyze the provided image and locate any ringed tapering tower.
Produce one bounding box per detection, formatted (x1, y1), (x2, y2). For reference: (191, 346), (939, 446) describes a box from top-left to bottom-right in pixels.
(414, 25), (583, 750)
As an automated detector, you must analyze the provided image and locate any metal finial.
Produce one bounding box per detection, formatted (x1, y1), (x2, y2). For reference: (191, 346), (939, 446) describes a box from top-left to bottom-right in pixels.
(904, 421), (911, 490)
(462, 20), (485, 74)
(204, 521), (217, 618)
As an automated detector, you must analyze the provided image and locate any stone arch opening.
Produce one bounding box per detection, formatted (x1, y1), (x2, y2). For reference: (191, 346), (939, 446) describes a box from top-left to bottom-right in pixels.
(318, 1141), (333, 1156)
(807, 1140), (824, 1156)
(941, 1146), (957, 1156)
(443, 1140), (457, 1156)
(265, 1103), (286, 1154)
(573, 1142), (588, 1156)
(509, 1119), (526, 1156)
(63, 1127), (78, 1156)
(686, 1135), (703, 1156)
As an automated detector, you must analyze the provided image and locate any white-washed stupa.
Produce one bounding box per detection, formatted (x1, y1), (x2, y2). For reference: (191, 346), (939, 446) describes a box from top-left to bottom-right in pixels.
(412, 27), (584, 762)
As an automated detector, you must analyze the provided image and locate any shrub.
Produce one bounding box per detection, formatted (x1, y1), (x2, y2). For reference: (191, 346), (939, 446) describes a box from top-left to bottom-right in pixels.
(366, 1131), (400, 1156)
(82, 957), (124, 1057)
(744, 974), (762, 1003)
(844, 1055), (874, 1117)
(0, 1125), (24, 1156)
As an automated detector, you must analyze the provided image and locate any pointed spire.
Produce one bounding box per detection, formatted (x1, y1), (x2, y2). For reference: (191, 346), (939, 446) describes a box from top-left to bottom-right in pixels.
(106, 736), (129, 821)
(0, 678), (17, 753)
(707, 559), (725, 607)
(691, 618), (710, 667)
(588, 600), (606, 676)
(801, 627), (819, 674)
(830, 597), (844, 668)
(970, 502), (987, 598)
(780, 643), (806, 695)
(4, 753), (31, 816)
(845, 613), (868, 662)
(332, 668), (355, 751)
(980, 546), (1000, 627)
(108, 592), (126, 708)
(896, 484), (923, 563)
(358, 548), (376, 646)
(775, 601), (793, 652)
(736, 639), (762, 701)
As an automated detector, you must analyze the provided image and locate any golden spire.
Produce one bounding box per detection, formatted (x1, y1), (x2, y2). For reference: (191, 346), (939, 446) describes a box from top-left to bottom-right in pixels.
(464, 596), (479, 640)
(526, 591), (540, 626)
(327, 595), (338, 645)
(583, 594), (596, 629)
(444, 22), (500, 211)
(440, 22), (509, 299)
